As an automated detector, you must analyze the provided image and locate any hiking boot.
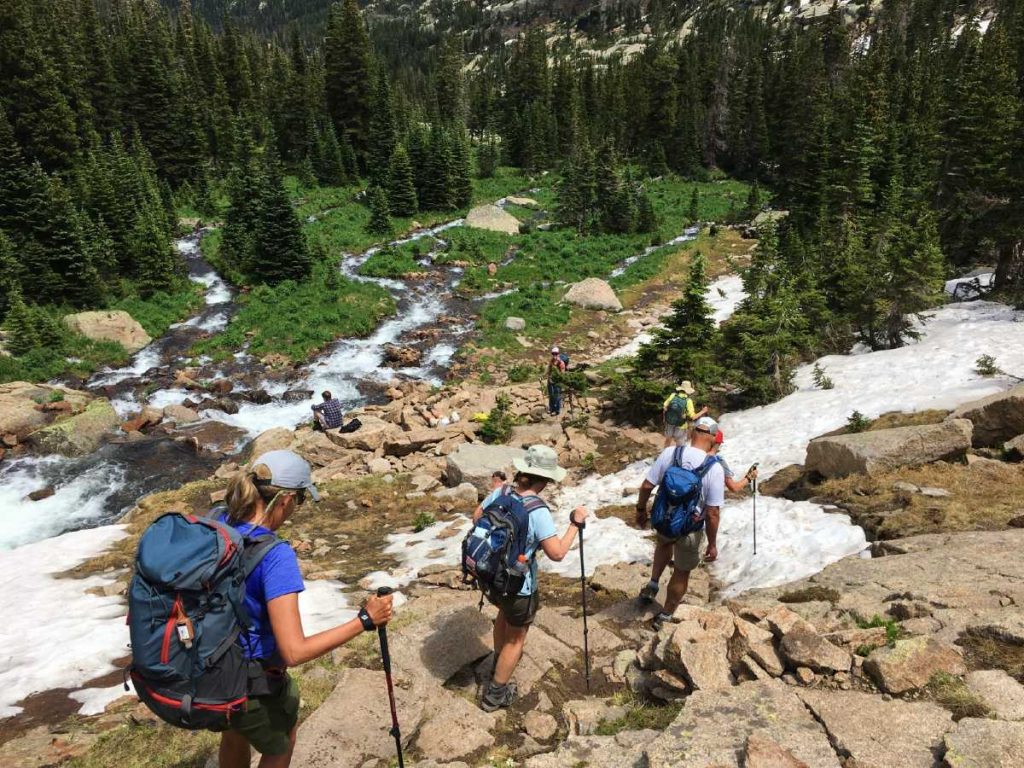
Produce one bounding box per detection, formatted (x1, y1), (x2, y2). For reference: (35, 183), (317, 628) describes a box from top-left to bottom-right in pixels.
(480, 681), (518, 712)
(651, 611), (674, 630)
(638, 581), (659, 603)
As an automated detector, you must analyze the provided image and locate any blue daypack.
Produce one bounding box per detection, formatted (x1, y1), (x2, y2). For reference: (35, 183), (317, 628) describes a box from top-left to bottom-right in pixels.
(127, 509), (281, 730)
(462, 486), (546, 598)
(650, 448), (720, 538)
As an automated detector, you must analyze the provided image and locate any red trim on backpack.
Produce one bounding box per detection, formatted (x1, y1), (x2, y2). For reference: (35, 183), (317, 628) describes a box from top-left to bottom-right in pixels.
(131, 672), (247, 713)
(160, 594), (183, 664)
(214, 527), (235, 567)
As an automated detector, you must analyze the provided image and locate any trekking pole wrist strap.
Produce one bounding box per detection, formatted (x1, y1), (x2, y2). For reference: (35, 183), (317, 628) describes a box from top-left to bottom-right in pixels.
(358, 607), (376, 632)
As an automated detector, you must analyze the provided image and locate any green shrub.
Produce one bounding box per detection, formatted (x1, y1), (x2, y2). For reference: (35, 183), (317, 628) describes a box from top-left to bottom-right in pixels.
(855, 615), (903, 645)
(412, 511), (436, 533)
(975, 354), (1003, 377)
(812, 363), (834, 390)
(479, 392), (516, 444)
(358, 247), (425, 278)
(846, 410), (871, 433)
(48, 390), (65, 403)
(507, 363), (537, 383)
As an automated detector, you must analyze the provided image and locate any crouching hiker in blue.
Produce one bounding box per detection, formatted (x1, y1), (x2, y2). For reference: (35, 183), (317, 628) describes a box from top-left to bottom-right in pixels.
(469, 446), (587, 712)
(219, 451), (393, 768)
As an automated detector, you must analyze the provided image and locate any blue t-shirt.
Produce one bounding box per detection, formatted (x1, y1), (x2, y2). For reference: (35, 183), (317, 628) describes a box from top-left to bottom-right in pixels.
(222, 517), (305, 663)
(479, 488), (558, 596)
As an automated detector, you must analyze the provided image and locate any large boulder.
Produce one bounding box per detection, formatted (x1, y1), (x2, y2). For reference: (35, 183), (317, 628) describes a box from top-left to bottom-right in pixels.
(664, 621), (733, 691)
(445, 443), (527, 498)
(248, 426), (296, 458)
(864, 636), (966, 695)
(951, 383), (1024, 447)
(162, 403), (200, 424)
(805, 419), (972, 478)
(63, 310), (151, 353)
(563, 278), (623, 312)
(29, 399), (119, 457)
(0, 382), (89, 440)
(327, 415), (398, 453)
(779, 629), (851, 674)
(383, 428), (445, 458)
(464, 204), (521, 234)
(798, 689), (952, 768)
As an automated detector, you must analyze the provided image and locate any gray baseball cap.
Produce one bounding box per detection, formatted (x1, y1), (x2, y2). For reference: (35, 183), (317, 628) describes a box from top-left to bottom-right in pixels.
(252, 450), (321, 502)
(693, 416), (719, 436)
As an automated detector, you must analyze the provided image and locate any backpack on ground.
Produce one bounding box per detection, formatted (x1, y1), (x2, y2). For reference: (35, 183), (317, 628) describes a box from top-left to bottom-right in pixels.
(650, 449), (720, 539)
(462, 486), (546, 598)
(665, 394), (690, 427)
(127, 508), (281, 730)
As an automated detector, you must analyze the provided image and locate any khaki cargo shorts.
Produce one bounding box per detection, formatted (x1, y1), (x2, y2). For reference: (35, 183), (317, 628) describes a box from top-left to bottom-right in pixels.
(657, 529), (705, 572)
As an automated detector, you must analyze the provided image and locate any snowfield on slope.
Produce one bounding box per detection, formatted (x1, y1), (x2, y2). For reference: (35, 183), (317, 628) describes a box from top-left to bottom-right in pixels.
(385, 299), (1024, 597)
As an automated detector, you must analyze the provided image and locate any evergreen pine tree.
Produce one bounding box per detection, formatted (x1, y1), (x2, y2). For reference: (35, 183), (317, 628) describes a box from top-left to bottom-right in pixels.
(324, 0), (373, 163)
(436, 35), (465, 125)
(367, 69), (397, 184)
(449, 129), (473, 209)
(386, 145), (418, 217)
(0, 231), (22, 319)
(250, 161), (311, 285)
(367, 185), (392, 235)
(477, 138), (499, 179)
(2, 289), (39, 356)
(688, 187), (700, 223)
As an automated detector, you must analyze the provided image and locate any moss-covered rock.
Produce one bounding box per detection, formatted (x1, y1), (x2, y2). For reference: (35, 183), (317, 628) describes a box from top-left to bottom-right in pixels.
(29, 398), (120, 457)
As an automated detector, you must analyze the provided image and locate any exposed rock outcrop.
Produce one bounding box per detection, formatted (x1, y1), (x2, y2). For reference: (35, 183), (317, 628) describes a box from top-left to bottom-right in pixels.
(29, 399), (120, 457)
(63, 310), (151, 353)
(950, 383), (1024, 447)
(805, 419), (972, 477)
(563, 278), (623, 312)
(465, 204), (521, 234)
(445, 443), (527, 497)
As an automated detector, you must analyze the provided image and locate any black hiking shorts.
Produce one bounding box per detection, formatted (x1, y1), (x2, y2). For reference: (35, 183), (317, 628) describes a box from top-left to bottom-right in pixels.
(490, 590), (540, 627)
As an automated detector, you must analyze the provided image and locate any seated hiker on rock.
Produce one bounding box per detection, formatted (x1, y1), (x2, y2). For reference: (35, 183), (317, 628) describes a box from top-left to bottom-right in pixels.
(710, 428), (758, 493)
(662, 380), (708, 448)
(218, 451), (393, 768)
(635, 416), (725, 626)
(471, 445), (587, 712)
(311, 390), (344, 431)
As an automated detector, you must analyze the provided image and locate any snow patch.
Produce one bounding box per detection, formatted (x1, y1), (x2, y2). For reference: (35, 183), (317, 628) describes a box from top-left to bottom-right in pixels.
(0, 526), (129, 718)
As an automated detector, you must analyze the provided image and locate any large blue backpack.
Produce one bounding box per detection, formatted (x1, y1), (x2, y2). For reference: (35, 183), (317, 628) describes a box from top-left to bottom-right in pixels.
(650, 448), (720, 539)
(127, 508), (281, 730)
(462, 486), (546, 598)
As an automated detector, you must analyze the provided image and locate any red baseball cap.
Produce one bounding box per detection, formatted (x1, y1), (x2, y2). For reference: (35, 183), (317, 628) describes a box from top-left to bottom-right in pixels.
(714, 429), (724, 445)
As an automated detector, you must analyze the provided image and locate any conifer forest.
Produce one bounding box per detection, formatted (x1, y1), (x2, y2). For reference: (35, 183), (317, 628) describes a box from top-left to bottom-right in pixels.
(0, 0), (1022, 408)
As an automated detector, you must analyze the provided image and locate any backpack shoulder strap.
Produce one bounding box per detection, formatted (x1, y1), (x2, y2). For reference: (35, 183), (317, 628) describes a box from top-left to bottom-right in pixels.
(671, 446), (685, 468)
(521, 494), (548, 514)
(241, 533), (284, 579)
(695, 455), (720, 478)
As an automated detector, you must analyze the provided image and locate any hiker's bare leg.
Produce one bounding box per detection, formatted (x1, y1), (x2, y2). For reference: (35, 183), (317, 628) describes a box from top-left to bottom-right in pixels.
(650, 539), (673, 585)
(493, 621), (530, 685)
(663, 568), (692, 616)
(492, 612), (509, 671)
(219, 730), (251, 768)
(257, 728), (296, 768)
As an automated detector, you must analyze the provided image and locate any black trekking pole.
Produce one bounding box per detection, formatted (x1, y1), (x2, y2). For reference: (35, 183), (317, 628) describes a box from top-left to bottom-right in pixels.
(577, 519), (591, 692)
(375, 586), (404, 768)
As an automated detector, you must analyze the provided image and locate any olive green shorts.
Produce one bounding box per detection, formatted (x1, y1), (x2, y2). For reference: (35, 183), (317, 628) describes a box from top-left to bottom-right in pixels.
(657, 529), (705, 572)
(230, 674), (300, 755)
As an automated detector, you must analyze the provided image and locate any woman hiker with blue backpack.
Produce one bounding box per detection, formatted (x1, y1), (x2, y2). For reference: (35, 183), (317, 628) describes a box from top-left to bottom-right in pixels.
(128, 450), (393, 768)
(464, 445), (588, 712)
(635, 416), (726, 627)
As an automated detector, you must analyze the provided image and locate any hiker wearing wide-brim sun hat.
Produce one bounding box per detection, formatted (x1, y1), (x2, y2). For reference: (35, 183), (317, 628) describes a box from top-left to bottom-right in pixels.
(513, 444), (568, 483)
(216, 450), (395, 765)
(662, 381), (708, 448)
(474, 444), (588, 713)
